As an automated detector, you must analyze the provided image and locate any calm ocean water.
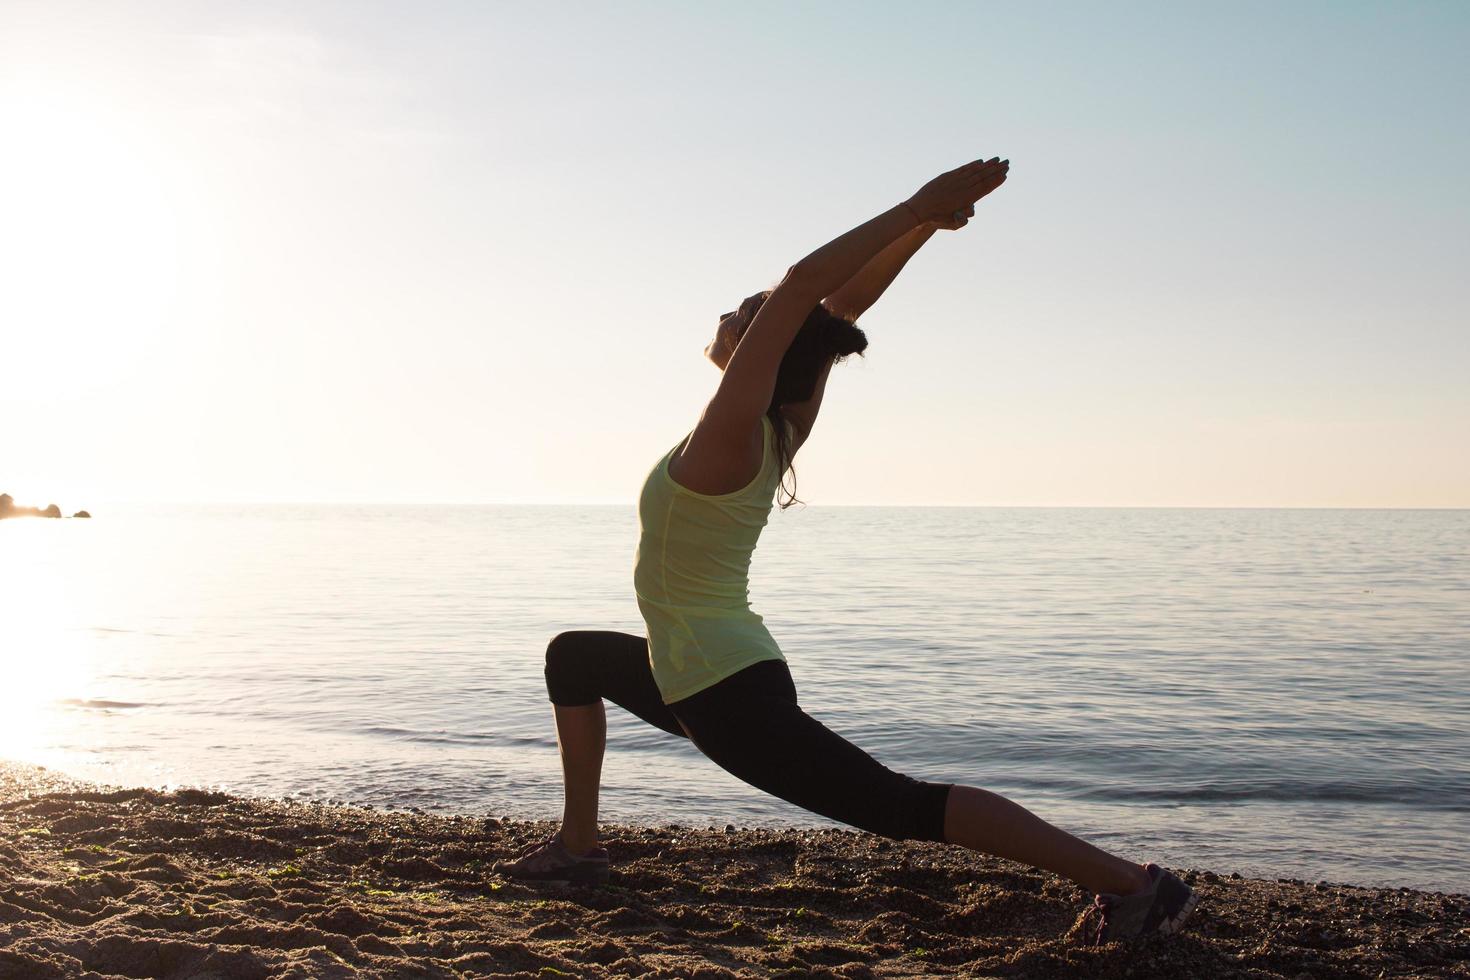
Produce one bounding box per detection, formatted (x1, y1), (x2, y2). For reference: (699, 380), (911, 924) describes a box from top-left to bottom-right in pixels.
(3, 505), (1467, 892)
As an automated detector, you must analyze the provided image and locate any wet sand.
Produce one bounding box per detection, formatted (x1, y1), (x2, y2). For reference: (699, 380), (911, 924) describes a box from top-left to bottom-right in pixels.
(1, 762), (1465, 979)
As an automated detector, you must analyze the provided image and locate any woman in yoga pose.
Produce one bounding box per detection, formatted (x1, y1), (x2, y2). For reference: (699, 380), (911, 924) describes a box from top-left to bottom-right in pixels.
(495, 158), (1198, 942)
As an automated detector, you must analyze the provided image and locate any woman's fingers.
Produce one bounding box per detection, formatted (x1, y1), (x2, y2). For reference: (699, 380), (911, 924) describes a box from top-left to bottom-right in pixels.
(955, 159), (997, 180)
(965, 163), (1008, 191)
(976, 176), (1007, 200)
(962, 176), (1003, 200)
(961, 161), (1007, 186)
(952, 157), (997, 176)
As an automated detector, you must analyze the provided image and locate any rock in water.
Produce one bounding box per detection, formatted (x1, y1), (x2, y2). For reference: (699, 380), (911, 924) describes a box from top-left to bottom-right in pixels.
(73, 510), (92, 519)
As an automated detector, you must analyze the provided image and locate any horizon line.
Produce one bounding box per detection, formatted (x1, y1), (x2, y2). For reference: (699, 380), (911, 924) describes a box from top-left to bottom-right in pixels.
(56, 499), (1470, 512)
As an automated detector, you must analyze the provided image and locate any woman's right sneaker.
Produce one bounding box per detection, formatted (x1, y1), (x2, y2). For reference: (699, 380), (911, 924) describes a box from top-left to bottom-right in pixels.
(491, 833), (610, 885)
(1081, 863), (1199, 944)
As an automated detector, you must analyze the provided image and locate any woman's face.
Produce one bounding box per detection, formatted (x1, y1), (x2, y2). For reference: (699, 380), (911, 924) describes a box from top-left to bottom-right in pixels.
(705, 310), (744, 371)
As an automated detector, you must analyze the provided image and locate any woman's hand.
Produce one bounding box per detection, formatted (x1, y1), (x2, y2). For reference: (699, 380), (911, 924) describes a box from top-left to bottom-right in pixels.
(905, 157), (1009, 224)
(930, 203), (975, 231)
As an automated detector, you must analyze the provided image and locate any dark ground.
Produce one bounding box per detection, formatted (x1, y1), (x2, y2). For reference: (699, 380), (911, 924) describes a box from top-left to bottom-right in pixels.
(2, 762), (1465, 979)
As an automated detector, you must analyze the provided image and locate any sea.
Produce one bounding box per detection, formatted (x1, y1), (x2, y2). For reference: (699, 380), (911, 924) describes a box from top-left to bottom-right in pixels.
(3, 505), (1466, 893)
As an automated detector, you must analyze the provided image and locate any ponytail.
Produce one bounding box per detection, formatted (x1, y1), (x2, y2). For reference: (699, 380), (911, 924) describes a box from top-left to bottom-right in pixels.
(760, 299), (869, 509)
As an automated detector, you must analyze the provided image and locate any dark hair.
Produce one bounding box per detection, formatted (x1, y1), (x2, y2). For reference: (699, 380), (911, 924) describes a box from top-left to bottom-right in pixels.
(732, 291), (869, 509)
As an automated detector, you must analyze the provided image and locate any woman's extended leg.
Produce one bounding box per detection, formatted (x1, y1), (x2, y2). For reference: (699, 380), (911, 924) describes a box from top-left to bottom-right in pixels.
(542, 631), (688, 855)
(670, 659), (1150, 897)
(943, 786), (1150, 897)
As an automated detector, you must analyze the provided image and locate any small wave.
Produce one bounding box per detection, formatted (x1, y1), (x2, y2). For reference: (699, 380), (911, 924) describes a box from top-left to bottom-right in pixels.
(358, 725), (552, 748)
(1053, 780), (1470, 811)
(57, 698), (149, 710)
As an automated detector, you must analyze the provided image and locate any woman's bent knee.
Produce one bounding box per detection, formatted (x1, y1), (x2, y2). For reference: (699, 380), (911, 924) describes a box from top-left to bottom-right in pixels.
(544, 632), (598, 706)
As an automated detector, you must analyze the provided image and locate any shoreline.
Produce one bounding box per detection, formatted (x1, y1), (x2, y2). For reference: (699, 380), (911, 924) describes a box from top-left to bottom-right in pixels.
(2, 762), (1465, 979)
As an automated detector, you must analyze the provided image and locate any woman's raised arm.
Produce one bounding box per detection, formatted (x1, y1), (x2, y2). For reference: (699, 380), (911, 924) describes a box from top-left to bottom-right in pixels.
(703, 158), (1010, 438)
(821, 222), (939, 322)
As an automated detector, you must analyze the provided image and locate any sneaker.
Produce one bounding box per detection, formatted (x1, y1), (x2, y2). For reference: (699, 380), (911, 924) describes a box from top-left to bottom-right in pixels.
(491, 833), (610, 885)
(1082, 863), (1199, 944)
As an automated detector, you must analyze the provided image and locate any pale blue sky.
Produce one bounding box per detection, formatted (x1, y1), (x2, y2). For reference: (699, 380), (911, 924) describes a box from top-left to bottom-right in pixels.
(2, 1), (1466, 506)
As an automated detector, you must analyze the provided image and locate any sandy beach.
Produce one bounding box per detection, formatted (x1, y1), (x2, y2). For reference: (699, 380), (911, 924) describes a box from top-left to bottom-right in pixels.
(1, 762), (1464, 979)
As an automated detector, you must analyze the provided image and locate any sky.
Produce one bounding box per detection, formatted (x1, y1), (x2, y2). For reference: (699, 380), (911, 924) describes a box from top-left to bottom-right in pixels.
(1, 1), (1466, 508)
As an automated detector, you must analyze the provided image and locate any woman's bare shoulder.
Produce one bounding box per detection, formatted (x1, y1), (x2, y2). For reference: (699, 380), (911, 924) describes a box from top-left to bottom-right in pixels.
(667, 415), (765, 496)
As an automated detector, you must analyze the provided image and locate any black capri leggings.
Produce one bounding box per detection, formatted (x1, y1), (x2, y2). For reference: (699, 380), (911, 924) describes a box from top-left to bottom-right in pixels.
(544, 630), (953, 843)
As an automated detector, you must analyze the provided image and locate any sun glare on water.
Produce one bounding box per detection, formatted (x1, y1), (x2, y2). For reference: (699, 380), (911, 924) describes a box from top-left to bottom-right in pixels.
(0, 522), (94, 761)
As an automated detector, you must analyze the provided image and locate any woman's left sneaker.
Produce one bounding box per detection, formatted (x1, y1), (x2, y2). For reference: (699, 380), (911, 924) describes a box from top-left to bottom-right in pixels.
(491, 834), (610, 884)
(1082, 863), (1199, 943)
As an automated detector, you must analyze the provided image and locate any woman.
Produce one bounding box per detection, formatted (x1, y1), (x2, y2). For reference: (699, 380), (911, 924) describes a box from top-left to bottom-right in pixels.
(494, 158), (1198, 943)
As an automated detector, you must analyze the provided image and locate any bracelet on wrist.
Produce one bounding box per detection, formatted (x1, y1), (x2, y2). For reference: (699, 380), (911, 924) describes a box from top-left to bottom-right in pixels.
(899, 200), (923, 224)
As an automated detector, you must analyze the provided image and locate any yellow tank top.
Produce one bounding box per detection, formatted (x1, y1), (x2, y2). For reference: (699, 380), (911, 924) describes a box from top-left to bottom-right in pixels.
(634, 414), (791, 704)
